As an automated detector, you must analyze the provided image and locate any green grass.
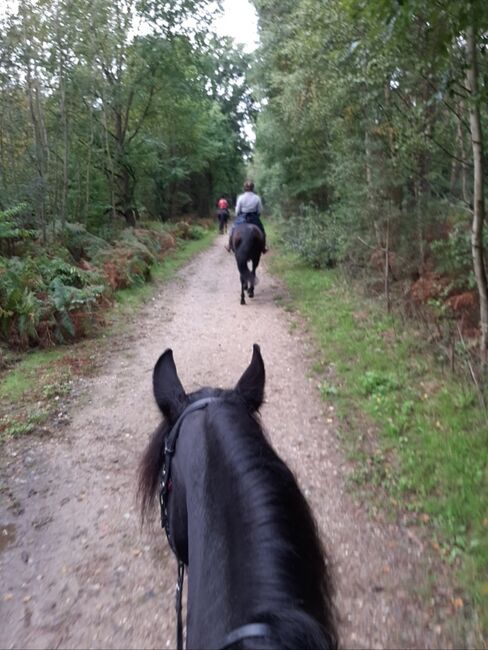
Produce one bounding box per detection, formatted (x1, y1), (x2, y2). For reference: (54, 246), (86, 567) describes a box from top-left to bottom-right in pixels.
(268, 227), (488, 635)
(0, 348), (69, 443)
(0, 349), (65, 401)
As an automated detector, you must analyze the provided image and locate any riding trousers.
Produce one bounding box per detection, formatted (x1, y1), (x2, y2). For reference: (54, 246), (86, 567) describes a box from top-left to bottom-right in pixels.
(236, 211), (265, 236)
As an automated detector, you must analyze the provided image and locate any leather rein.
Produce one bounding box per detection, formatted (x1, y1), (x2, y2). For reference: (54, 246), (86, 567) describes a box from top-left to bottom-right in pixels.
(159, 397), (275, 649)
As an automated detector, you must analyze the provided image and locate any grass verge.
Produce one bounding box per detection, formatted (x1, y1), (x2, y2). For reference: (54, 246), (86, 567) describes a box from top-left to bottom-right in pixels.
(0, 229), (216, 444)
(268, 227), (488, 637)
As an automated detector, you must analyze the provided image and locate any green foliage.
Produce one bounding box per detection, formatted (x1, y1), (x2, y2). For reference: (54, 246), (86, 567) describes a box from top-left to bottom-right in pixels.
(0, 254), (105, 347)
(0, 203), (35, 249)
(431, 220), (477, 290)
(61, 223), (109, 261)
(280, 205), (345, 268)
(251, 0), (488, 351)
(119, 227), (175, 260)
(0, 1), (249, 229)
(0, 221), (210, 350)
(0, 257), (43, 345)
(358, 370), (401, 397)
(187, 224), (207, 240)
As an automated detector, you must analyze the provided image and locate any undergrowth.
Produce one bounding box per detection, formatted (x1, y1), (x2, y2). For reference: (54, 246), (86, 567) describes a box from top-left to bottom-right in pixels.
(0, 226), (215, 444)
(268, 225), (488, 638)
(0, 219), (208, 349)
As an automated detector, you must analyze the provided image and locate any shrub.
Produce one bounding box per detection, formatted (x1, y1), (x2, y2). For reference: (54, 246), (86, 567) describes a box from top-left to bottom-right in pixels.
(171, 221), (192, 239)
(0, 255), (107, 348)
(95, 240), (154, 290)
(0, 257), (43, 347)
(430, 221), (475, 290)
(120, 228), (175, 259)
(0, 223), (202, 350)
(0, 203), (35, 255)
(187, 225), (206, 240)
(61, 222), (109, 261)
(281, 205), (344, 269)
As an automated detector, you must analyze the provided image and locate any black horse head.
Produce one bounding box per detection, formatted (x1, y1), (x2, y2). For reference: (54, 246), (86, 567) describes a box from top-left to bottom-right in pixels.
(138, 345), (338, 649)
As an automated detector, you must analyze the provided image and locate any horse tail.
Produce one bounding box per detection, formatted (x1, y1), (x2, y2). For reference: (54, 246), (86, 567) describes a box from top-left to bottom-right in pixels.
(236, 254), (253, 286)
(137, 420), (167, 524)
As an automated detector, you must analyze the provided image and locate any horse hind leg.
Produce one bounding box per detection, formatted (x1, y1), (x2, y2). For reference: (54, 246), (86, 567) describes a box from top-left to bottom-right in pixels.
(239, 269), (247, 304)
(248, 264), (257, 298)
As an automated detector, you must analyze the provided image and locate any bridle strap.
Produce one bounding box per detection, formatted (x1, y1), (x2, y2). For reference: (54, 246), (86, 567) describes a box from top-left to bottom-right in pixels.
(159, 397), (220, 650)
(160, 397), (220, 536)
(166, 396), (220, 457)
(175, 560), (185, 650)
(221, 623), (276, 649)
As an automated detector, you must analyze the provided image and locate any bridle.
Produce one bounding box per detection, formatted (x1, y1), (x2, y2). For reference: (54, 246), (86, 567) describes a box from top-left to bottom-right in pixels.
(158, 397), (275, 649)
(159, 398), (218, 649)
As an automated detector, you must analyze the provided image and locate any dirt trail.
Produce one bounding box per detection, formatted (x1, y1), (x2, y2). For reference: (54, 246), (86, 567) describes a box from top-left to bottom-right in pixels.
(0, 236), (465, 649)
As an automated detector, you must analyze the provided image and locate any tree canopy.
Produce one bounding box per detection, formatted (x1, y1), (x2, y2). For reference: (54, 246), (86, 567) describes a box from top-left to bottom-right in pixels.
(250, 0), (488, 359)
(0, 0), (255, 229)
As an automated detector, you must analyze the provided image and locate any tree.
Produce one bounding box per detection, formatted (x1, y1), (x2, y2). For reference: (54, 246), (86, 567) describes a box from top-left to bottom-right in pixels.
(0, 0), (250, 230)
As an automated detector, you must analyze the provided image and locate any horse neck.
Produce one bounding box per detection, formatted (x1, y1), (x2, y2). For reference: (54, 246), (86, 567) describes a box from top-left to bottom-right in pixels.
(173, 403), (334, 649)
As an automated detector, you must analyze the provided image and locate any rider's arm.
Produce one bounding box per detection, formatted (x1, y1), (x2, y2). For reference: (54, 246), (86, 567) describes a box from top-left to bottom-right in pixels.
(235, 195), (242, 216)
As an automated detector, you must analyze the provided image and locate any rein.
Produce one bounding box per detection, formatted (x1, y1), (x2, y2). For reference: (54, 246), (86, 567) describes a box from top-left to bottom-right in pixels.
(158, 397), (275, 649)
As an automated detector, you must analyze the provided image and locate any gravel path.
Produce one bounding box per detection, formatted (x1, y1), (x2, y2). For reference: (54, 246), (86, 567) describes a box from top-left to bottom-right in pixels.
(0, 236), (467, 649)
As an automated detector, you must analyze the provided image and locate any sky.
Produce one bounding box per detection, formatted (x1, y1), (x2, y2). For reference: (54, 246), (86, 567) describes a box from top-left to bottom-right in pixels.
(213, 0), (259, 53)
(0, 0), (260, 52)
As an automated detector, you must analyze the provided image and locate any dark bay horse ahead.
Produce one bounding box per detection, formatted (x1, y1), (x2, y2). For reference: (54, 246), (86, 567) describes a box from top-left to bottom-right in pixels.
(138, 345), (338, 650)
(231, 223), (264, 305)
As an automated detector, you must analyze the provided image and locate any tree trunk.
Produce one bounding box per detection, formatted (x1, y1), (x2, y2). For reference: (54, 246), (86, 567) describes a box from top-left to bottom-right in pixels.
(60, 59), (68, 231)
(384, 209), (391, 314)
(26, 65), (48, 243)
(85, 108), (94, 224)
(414, 180), (425, 272)
(100, 90), (117, 221)
(459, 102), (470, 206)
(365, 129), (382, 247)
(466, 23), (488, 362)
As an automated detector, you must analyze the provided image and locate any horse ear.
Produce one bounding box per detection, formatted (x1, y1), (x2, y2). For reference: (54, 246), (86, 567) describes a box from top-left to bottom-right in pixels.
(153, 349), (188, 421)
(235, 344), (265, 411)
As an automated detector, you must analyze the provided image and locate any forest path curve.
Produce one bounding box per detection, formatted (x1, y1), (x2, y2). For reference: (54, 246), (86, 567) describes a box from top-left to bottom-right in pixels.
(0, 236), (459, 649)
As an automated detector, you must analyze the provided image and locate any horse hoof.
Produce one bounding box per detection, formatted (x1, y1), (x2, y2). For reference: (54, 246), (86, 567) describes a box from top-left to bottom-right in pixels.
(241, 299), (246, 305)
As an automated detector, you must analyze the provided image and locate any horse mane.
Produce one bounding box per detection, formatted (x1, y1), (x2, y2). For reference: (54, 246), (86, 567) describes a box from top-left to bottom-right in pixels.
(138, 391), (338, 649)
(138, 419), (168, 524)
(206, 397), (338, 649)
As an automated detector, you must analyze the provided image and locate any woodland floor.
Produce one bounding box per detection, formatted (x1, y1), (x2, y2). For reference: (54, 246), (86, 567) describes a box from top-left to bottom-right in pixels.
(0, 235), (471, 649)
